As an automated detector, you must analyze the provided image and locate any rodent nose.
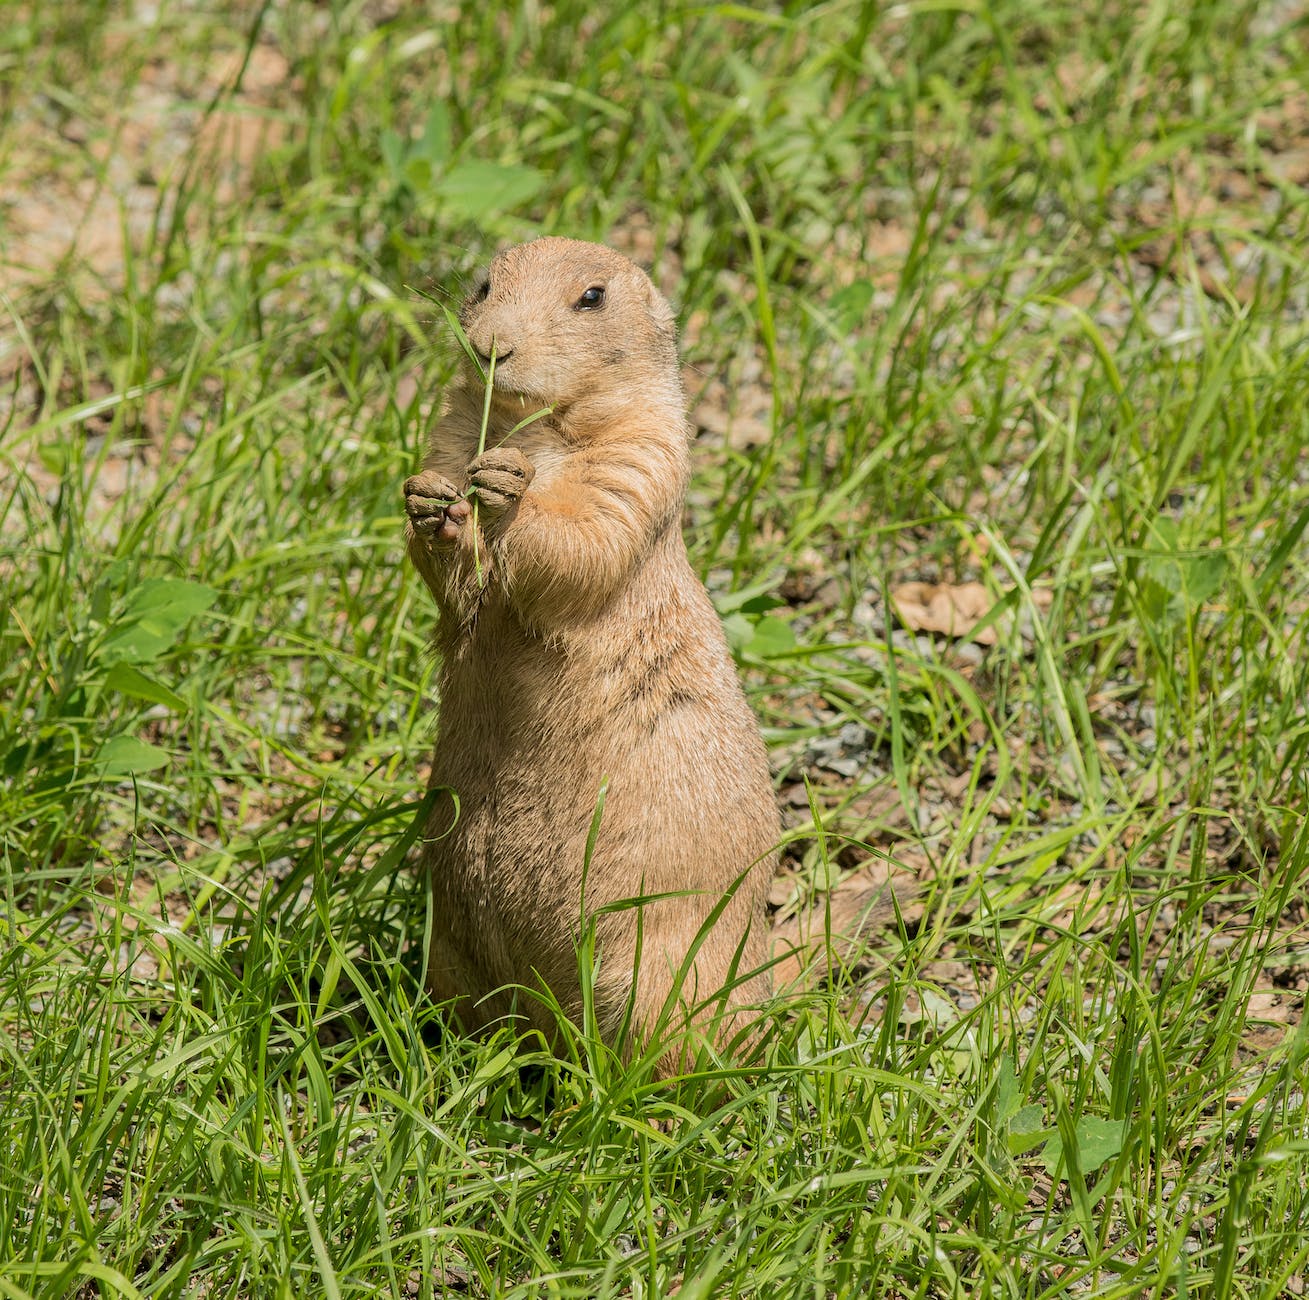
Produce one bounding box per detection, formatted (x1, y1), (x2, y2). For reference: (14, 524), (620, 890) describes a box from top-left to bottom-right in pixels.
(475, 346), (514, 367)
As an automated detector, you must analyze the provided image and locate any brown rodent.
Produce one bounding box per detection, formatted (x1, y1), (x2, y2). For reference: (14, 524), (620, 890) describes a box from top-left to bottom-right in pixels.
(403, 236), (778, 1067)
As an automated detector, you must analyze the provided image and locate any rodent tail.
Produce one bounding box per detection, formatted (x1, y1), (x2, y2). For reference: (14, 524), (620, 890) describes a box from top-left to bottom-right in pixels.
(769, 863), (914, 992)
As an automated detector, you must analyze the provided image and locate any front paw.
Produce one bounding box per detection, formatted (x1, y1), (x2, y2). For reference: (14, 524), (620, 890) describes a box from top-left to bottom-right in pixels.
(405, 470), (470, 544)
(465, 448), (535, 519)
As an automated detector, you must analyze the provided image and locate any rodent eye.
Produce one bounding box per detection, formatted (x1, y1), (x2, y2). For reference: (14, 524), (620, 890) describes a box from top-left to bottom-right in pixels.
(474, 278), (490, 303)
(574, 285), (605, 311)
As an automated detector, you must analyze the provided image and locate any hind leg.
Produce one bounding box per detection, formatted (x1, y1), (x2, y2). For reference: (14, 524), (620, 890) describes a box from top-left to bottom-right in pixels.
(425, 931), (480, 1020)
(426, 929), (545, 1042)
(592, 902), (772, 1077)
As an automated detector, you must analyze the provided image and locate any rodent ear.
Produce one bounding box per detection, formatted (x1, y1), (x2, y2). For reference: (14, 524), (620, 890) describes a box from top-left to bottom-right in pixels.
(643, 277), (677, 338)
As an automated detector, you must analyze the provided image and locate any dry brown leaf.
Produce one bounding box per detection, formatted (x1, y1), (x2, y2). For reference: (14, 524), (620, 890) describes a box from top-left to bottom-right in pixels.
(767, 872), (799, 909)
(789, 857), (920, 949)
(1246, 991), (1295, 1022)
(1241, 991), (1299, 1051)
(891, 581), (1051, 646)
(892, 580), (997, 642)
(847, 785), (909, 831)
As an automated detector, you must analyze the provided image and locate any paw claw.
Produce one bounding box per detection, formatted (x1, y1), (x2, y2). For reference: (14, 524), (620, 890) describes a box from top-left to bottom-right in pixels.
(405, 470), (463, 542)
(465, 448), (535, 517)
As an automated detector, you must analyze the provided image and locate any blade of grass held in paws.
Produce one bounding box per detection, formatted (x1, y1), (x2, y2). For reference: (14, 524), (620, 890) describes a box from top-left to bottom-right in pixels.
(438, 303), (550, 584)
(436, 303), (497, 585)
(472, 348), (494, 585)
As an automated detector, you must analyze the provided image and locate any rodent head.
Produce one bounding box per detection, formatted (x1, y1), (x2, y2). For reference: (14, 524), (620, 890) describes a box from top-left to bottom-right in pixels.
(457, 237), (682, 427)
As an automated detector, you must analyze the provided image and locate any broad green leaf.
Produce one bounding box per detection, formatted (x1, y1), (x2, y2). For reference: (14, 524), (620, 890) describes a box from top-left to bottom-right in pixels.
(1041, 1115), (1126, 1174)
(1151, 517), (1180, 548)
(1141, 573), (1181, 626)
(404, 155), (434, 191)
(96, 735), (170, 776)
(97, 579), (218, 665)
(995, 1055), (1020, 1123)
(1072, 1116), (1127, 1169)
(831, 280), (874, 333)
(416, 101), (450, 166)
(1006, 1104), (1047, 1156)
(379, 127), (404, 181)
(738, 592), (788, 616)
(38, 441), (72, 475)
(103, 663), (187, 712)
(121, 578), (218, 622)
(1179, 552), (1226, 606)
(1142, 547), (1226, 626)
(438, 162), (544, 221)
(712, 575), (784, 615)
(744, 614), (797, 659)
(721, 612), (753, 654)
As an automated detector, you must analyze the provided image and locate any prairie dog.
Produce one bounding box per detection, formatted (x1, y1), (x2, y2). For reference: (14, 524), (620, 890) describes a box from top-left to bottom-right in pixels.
(404, 237), (778, 1067)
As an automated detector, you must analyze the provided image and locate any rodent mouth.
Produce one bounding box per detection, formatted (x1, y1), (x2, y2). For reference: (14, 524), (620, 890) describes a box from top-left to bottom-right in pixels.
(474, 347), (514, 368)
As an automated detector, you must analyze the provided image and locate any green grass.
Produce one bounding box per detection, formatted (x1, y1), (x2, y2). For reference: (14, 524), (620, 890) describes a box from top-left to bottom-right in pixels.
(2, 0), (1308, 1295)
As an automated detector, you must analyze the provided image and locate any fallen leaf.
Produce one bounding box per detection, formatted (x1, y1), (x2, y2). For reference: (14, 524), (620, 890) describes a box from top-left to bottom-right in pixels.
(891, 581), (1051, 646)
(805, 857), (921, 944)
(892, 581), (996, 642)
(1242, 990), (1297, 1049)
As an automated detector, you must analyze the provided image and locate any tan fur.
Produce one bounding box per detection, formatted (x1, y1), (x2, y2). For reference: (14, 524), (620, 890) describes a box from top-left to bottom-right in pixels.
(404, 238), (778, 1070)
